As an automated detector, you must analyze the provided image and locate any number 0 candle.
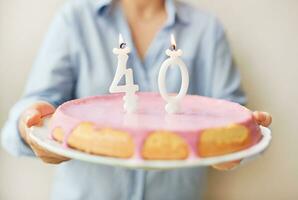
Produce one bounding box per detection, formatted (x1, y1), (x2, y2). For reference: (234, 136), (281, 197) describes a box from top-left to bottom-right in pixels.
(158, 34), (189, 114)
(109, 34), (139, 113)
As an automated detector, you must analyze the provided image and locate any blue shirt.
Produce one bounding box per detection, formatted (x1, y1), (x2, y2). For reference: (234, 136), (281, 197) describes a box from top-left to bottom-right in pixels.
(1, 0), (246, 199)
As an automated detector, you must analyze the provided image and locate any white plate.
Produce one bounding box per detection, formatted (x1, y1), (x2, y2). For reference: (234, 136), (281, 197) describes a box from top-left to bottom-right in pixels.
(29, 118), (272, 170)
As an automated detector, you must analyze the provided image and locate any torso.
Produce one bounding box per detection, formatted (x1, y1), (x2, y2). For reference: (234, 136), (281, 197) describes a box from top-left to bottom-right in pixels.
(47, 0), (242, 199)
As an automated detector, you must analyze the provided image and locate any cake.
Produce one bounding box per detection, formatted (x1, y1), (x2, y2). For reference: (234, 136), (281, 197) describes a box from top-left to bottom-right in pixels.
(50, 92), (262, 160)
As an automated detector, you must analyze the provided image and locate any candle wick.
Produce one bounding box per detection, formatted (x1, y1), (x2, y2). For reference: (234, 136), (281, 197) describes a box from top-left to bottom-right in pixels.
(120, 43), (127, 49)
(171, 44), (176, 51)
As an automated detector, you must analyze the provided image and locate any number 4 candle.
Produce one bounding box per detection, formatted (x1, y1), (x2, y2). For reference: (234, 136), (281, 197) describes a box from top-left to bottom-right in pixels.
(110, 34), (139, 113)
(158, 34), (190, 114)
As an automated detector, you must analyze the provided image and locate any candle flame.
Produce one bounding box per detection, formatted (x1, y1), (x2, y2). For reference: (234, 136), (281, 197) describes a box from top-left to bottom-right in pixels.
(170, 34), (176, 50)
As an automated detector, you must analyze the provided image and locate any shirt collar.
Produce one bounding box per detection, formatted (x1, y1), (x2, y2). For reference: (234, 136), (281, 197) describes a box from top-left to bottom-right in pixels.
(164, 0), (189, 27)
(95, 0), (189, 26)
(95, 0), (113, 15)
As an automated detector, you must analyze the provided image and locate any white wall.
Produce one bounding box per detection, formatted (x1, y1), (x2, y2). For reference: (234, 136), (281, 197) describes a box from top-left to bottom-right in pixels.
(0, 0), (297, 199)
(0, 1), (61, 199)
(195, 1), (298, 199)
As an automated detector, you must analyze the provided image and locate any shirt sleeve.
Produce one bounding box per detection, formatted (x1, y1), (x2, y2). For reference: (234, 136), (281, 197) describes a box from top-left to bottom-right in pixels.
(1, 5), (77, 156)
(207, 19), (247, 105)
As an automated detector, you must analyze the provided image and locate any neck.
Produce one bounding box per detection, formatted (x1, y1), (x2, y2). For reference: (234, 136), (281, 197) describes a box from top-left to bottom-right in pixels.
(120, 0), (165, 20)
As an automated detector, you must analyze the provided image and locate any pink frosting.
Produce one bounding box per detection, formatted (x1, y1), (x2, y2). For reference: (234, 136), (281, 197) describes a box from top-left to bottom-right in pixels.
(50, 92), (261, 159)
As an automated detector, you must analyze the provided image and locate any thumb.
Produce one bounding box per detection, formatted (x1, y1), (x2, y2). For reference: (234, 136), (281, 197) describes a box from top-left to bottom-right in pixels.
(24, 101), (55, 128)
(31, 101), (56, 117)
(25, 109), (42, 127)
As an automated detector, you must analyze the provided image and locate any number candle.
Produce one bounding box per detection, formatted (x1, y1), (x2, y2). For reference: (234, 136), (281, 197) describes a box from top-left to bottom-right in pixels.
(110, 34), (139, 113)
(158, 34), (189, 114)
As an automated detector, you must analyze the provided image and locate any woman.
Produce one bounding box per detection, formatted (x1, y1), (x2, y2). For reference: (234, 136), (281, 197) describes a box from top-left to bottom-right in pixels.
(2, 0), (272, 199)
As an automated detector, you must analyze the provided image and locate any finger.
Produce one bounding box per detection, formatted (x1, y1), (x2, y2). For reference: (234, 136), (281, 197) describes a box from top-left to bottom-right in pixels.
(40, 157), (69, 164)
(23, 102), (55, 128)
(212, 160), (241, 171)
(30, 101), (55, 117)
(261, 113), (272, 127)
(253, 111), (272, 127)
(38, 152), (70, 164)
(253, 111), (264, 123)
(28, 138), (70, 164)
(24, 109), (42, 128)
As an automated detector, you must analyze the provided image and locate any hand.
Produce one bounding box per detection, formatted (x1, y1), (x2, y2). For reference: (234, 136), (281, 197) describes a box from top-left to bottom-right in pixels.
(252, 111), (272, 127)
(19, 101), (70, 164)
(212, 111), (272, 171)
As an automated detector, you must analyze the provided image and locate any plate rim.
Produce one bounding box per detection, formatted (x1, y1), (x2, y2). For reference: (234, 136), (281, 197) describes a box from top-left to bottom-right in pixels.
(29, 118), (272, 169)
